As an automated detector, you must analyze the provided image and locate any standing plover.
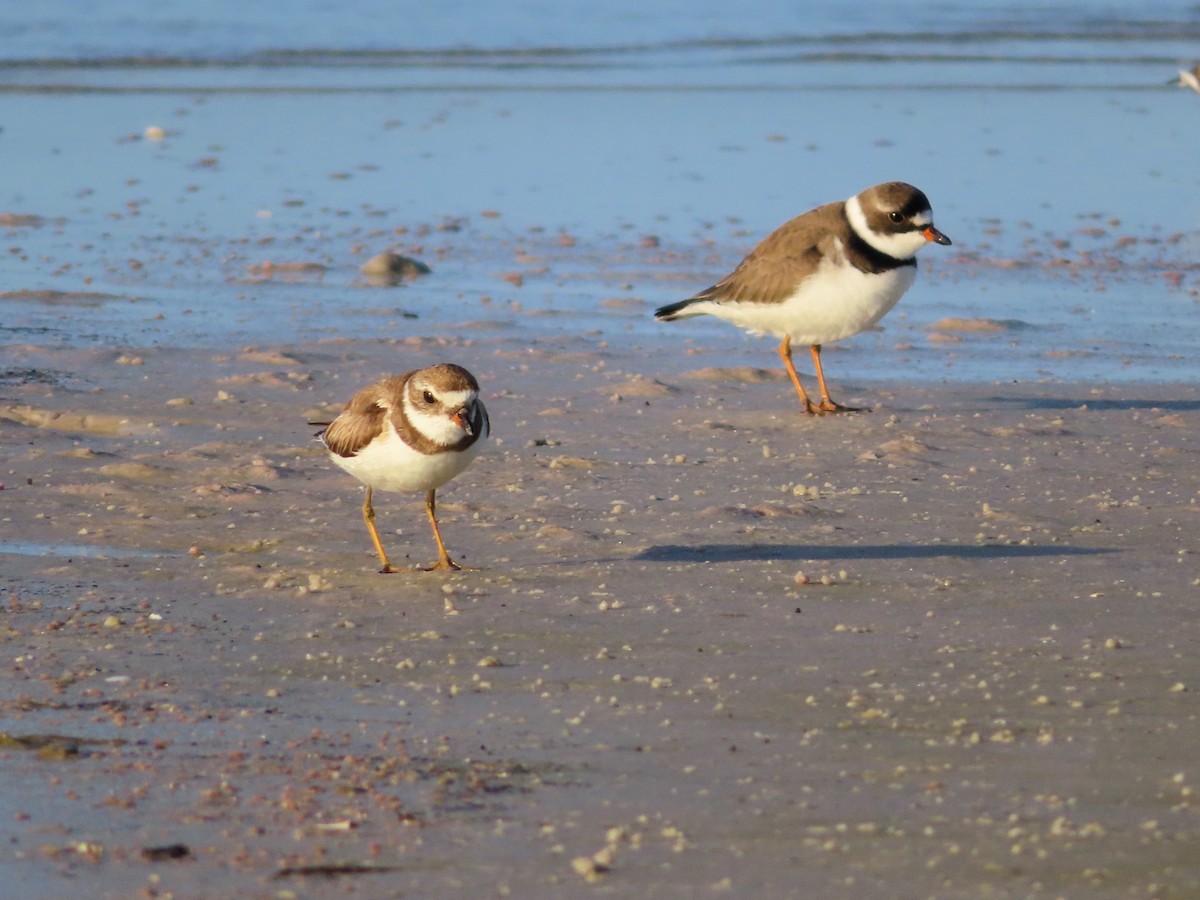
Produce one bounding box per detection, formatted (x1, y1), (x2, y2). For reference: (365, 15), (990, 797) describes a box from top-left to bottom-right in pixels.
(655, 181), (951, 415)
(316, 364), (489, 572)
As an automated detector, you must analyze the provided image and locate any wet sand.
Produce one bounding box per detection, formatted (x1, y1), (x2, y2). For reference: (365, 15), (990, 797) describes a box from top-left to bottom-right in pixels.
(2, 63), (1200, 897)
(2, 332), (1199, 898)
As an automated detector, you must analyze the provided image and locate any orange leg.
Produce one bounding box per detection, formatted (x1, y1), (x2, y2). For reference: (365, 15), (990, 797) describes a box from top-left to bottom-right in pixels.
(809, 344), (864, 414)
(423, 488), (463, 571)
(778, 336), (818, 415)
(361, 487), (400, 574)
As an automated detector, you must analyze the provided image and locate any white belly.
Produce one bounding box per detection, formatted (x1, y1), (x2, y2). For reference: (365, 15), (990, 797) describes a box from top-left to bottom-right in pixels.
(329, 425), (481, 494)
(708, 260), (916, 346)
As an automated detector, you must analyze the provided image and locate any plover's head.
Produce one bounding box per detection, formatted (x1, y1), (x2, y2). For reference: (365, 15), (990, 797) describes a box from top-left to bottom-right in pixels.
(403, 363), (486, 446)
(846, 181), (952, 260)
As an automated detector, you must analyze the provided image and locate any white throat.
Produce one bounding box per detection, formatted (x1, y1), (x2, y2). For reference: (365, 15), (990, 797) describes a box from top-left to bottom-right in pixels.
(845, 194), (929, 261)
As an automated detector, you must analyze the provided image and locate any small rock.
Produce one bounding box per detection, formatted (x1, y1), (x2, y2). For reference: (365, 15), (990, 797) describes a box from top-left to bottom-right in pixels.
(360, 252), (431, 281)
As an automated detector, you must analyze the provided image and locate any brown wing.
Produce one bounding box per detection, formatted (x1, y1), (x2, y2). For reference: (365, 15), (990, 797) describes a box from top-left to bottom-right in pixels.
(691, 201), (845, 305)
(318, 375), (410, 458)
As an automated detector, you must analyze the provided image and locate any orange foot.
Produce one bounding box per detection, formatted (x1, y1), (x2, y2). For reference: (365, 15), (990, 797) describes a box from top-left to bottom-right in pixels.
(808, 399), (866, 415)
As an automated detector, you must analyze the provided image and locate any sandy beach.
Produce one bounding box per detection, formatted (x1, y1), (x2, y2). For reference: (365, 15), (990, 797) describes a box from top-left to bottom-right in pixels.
(3, 326), (1199, 897)
(4, 6), (1200, 893)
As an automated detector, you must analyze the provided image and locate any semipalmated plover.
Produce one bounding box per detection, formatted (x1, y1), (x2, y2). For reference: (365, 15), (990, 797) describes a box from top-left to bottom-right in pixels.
(655, 181), (951, 415)
(315, 364), (489, 572)
(1173, 64), (1200, 93)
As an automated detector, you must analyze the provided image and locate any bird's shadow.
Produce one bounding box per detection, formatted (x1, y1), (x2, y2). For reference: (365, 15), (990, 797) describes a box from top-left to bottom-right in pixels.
(634, 543), (1115, 564)
(985, 395), (1200, 413)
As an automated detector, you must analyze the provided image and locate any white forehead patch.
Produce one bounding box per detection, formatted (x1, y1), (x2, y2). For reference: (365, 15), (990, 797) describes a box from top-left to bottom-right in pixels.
(437, 388), (475, 409)
(405, 383), (474, 409)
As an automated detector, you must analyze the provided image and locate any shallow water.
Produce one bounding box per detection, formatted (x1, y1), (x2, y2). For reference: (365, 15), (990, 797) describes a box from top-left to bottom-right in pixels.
(0, 540), (167, 559)
(2, 1), (1199, 385)
(7, 0), (1200, 68)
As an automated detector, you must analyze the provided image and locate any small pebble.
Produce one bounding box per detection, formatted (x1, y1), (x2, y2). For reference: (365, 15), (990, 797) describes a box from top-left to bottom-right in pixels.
(360, 252), (431, 280)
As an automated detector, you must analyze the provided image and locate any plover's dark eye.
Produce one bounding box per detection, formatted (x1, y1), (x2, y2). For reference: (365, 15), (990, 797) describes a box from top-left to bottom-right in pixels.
(889, 211), (904, 224)
(422, 390), (435, 404)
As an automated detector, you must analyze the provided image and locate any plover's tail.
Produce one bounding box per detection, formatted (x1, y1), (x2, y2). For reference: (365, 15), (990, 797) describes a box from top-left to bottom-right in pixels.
(654, 297), (706, 321)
